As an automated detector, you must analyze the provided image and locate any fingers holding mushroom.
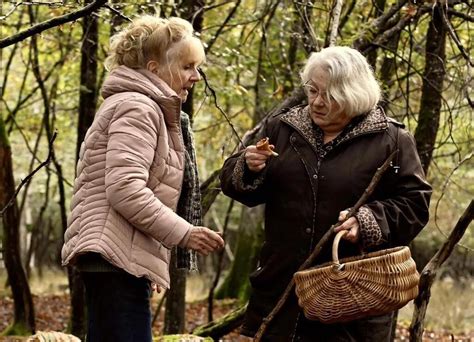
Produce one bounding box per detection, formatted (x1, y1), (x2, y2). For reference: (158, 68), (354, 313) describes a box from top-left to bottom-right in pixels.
(256, 137), (279, 156)
(244, 138), (278, 172)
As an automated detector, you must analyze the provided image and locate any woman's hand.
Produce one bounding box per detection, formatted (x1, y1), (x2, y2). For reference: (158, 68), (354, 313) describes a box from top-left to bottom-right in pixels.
(185, 226), (224, 256)
(245, 145), (274, 172)
(334, 210), (360, 243)
(151, 283), (161, 293)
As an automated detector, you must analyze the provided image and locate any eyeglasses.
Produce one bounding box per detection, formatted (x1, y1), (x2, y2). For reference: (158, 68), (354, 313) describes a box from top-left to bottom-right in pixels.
(302, 81), (334, 103)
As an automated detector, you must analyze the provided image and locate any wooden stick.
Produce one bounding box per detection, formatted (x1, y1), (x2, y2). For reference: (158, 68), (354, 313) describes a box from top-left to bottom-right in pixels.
(254, 150), (397, 341)
(409, 200), (474, 341)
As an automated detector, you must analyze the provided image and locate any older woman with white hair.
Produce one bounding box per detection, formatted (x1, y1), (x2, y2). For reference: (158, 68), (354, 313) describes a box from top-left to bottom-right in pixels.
(220, 46), (432, 341)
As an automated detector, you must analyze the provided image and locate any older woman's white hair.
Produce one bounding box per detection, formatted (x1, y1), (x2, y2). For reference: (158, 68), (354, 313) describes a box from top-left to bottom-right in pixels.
(300, 46), (381, 118)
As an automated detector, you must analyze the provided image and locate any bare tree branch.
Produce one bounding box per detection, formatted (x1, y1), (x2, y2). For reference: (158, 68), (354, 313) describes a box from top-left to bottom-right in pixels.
(205, 0), (241, 53)
(328, 0), (344, 46)
(0, 132), (57, 218)
(440, 5), (473, 66)
(104, 3), (131, 23)
(448, 8), (474, 22)
(0, 0), (107, 49)
(434, 153), (474, 251)
(409, 200), (474, 341)
(200, 69), (244, 147)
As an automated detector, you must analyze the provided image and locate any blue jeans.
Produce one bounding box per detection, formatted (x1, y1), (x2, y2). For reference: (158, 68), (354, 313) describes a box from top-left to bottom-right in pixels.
(82, 271), (152, 342)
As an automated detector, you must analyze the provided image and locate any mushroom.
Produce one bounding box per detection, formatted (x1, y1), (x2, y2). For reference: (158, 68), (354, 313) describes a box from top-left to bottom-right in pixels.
(256, 137), (279, 157)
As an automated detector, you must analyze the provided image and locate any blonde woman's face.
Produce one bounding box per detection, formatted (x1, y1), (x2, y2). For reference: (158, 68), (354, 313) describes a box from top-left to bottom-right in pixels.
(156, 40), (203, 103)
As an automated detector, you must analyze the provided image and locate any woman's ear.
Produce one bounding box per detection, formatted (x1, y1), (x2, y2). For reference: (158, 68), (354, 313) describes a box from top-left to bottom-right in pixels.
(146, 60), (159, 73)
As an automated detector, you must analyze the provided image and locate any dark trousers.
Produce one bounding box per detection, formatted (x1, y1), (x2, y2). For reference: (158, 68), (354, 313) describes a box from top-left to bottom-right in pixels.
(82, 271), (152, 342)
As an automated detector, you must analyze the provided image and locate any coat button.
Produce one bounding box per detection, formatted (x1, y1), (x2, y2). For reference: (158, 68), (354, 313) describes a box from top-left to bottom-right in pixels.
(312, 174), (318, 179)
(290, 136), (296, 142)
(305, 228), (312, 234)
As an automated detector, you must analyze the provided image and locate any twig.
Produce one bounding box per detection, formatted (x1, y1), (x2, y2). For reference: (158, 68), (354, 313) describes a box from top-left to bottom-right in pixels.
(104, 3), (132, 23)
(208, 199), (234, 322)
(0, 131), (57, 218)
(203, 0), (235, 12)
(447, 8), (474, 22)
(0, 2), (23, 21)
(199, 69), (244, 147)
(0, 0), (107, 48)
(409, 200), (474, 342)
(434, 153), (473, 251)
(254, 150), (397, 341)
(440, 5), (473, 66)
(205, 0), (241, 54)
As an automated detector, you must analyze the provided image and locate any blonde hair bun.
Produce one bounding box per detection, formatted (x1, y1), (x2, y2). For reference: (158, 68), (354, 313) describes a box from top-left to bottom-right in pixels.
(105, 16), (195, 71)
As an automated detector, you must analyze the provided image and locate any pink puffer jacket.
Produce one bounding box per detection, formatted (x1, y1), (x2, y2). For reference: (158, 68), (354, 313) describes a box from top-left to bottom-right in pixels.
(61, 66), (192, 288)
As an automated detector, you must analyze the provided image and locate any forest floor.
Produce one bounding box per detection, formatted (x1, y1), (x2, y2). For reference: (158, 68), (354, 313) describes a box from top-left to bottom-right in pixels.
(0, 293), (473, 342)
(0, 271), (472, 341)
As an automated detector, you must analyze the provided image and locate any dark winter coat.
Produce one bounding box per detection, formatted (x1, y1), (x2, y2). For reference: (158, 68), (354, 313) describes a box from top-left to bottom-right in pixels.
(220, 105), (432, 341)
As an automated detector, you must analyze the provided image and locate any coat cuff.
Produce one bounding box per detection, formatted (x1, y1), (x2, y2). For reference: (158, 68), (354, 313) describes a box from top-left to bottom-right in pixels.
(178, 227), (192, 248)
(356, 206), (384, 249)
(231, 152), (266, 192)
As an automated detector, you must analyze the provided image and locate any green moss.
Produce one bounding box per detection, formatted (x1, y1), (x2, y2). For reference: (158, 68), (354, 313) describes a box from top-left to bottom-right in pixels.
(1, 322), (32, 336)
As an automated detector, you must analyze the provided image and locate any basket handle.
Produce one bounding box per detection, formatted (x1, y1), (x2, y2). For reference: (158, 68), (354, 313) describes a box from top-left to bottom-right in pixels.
(332, 230), (349, 265)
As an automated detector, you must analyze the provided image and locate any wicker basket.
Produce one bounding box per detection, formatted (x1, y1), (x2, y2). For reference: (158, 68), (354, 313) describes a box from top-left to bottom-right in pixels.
(294, 230), (419, 324)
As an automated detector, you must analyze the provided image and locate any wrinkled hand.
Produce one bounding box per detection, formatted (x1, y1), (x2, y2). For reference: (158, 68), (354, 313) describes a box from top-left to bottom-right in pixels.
(334, 210), (360, 243)
(185, 226), (224, 256)
(245, 145), (274, 173)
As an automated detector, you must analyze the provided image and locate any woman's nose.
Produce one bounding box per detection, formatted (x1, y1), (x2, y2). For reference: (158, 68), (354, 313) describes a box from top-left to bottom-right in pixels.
(190, 69), (201, 82)
(310, 93), (325, 106)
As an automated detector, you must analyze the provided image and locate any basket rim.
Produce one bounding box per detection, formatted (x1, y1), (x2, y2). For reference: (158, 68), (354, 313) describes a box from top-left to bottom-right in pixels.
(296, 245), (409, 274)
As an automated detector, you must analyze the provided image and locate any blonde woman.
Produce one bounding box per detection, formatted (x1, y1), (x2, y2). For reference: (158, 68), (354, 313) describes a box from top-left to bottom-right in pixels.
(62, 16), (224, 342)
(220, 46), (431, 341)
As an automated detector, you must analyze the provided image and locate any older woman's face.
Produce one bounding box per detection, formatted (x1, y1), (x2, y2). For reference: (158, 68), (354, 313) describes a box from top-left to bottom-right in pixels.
(156, 40), (203, 103)
(305, 67), (351, 134)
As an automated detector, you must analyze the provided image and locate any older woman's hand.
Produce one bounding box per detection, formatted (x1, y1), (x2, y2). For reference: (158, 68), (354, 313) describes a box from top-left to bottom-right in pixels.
(334, 210), (360, 243)
(186, 226), (225, 256)
(245, 145), (274, 172)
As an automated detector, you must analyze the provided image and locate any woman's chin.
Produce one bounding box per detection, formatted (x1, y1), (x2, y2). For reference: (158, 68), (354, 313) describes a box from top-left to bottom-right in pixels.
(179, 90), (189, 103)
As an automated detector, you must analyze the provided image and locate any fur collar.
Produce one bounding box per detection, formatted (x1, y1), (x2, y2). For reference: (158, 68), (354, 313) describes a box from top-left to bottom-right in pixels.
(280, 105), (388, 148)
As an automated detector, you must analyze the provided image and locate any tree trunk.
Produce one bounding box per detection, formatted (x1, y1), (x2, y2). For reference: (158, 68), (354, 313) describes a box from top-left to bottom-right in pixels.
(366, 0), (387, 69)
(68, 3), (99, 339)
(379, 30), (401, 112)
(215, 206), (264, 301)
(0, 118), (35, 335)
(163, 250), (187, 334)
(414, 4), (447, 175)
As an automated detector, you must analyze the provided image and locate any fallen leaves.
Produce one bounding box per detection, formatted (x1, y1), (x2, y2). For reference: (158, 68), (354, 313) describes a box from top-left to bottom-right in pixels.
(0, 295), (472, 341)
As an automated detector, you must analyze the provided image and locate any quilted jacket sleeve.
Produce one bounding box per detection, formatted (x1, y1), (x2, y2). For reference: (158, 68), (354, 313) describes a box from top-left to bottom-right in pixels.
(104, 97), (191, 247)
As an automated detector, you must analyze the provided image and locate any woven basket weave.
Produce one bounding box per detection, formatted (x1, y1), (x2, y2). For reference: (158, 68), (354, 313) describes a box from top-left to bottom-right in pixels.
(294, 230), (419, 324)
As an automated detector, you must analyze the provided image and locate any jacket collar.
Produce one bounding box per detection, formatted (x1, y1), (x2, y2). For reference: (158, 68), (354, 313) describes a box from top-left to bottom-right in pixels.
(101, 66), (182, 126)
(280, 105), (388, 147)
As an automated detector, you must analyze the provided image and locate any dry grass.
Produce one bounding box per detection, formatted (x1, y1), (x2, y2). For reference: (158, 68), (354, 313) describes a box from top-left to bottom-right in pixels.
(398, 277), (474, 334)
